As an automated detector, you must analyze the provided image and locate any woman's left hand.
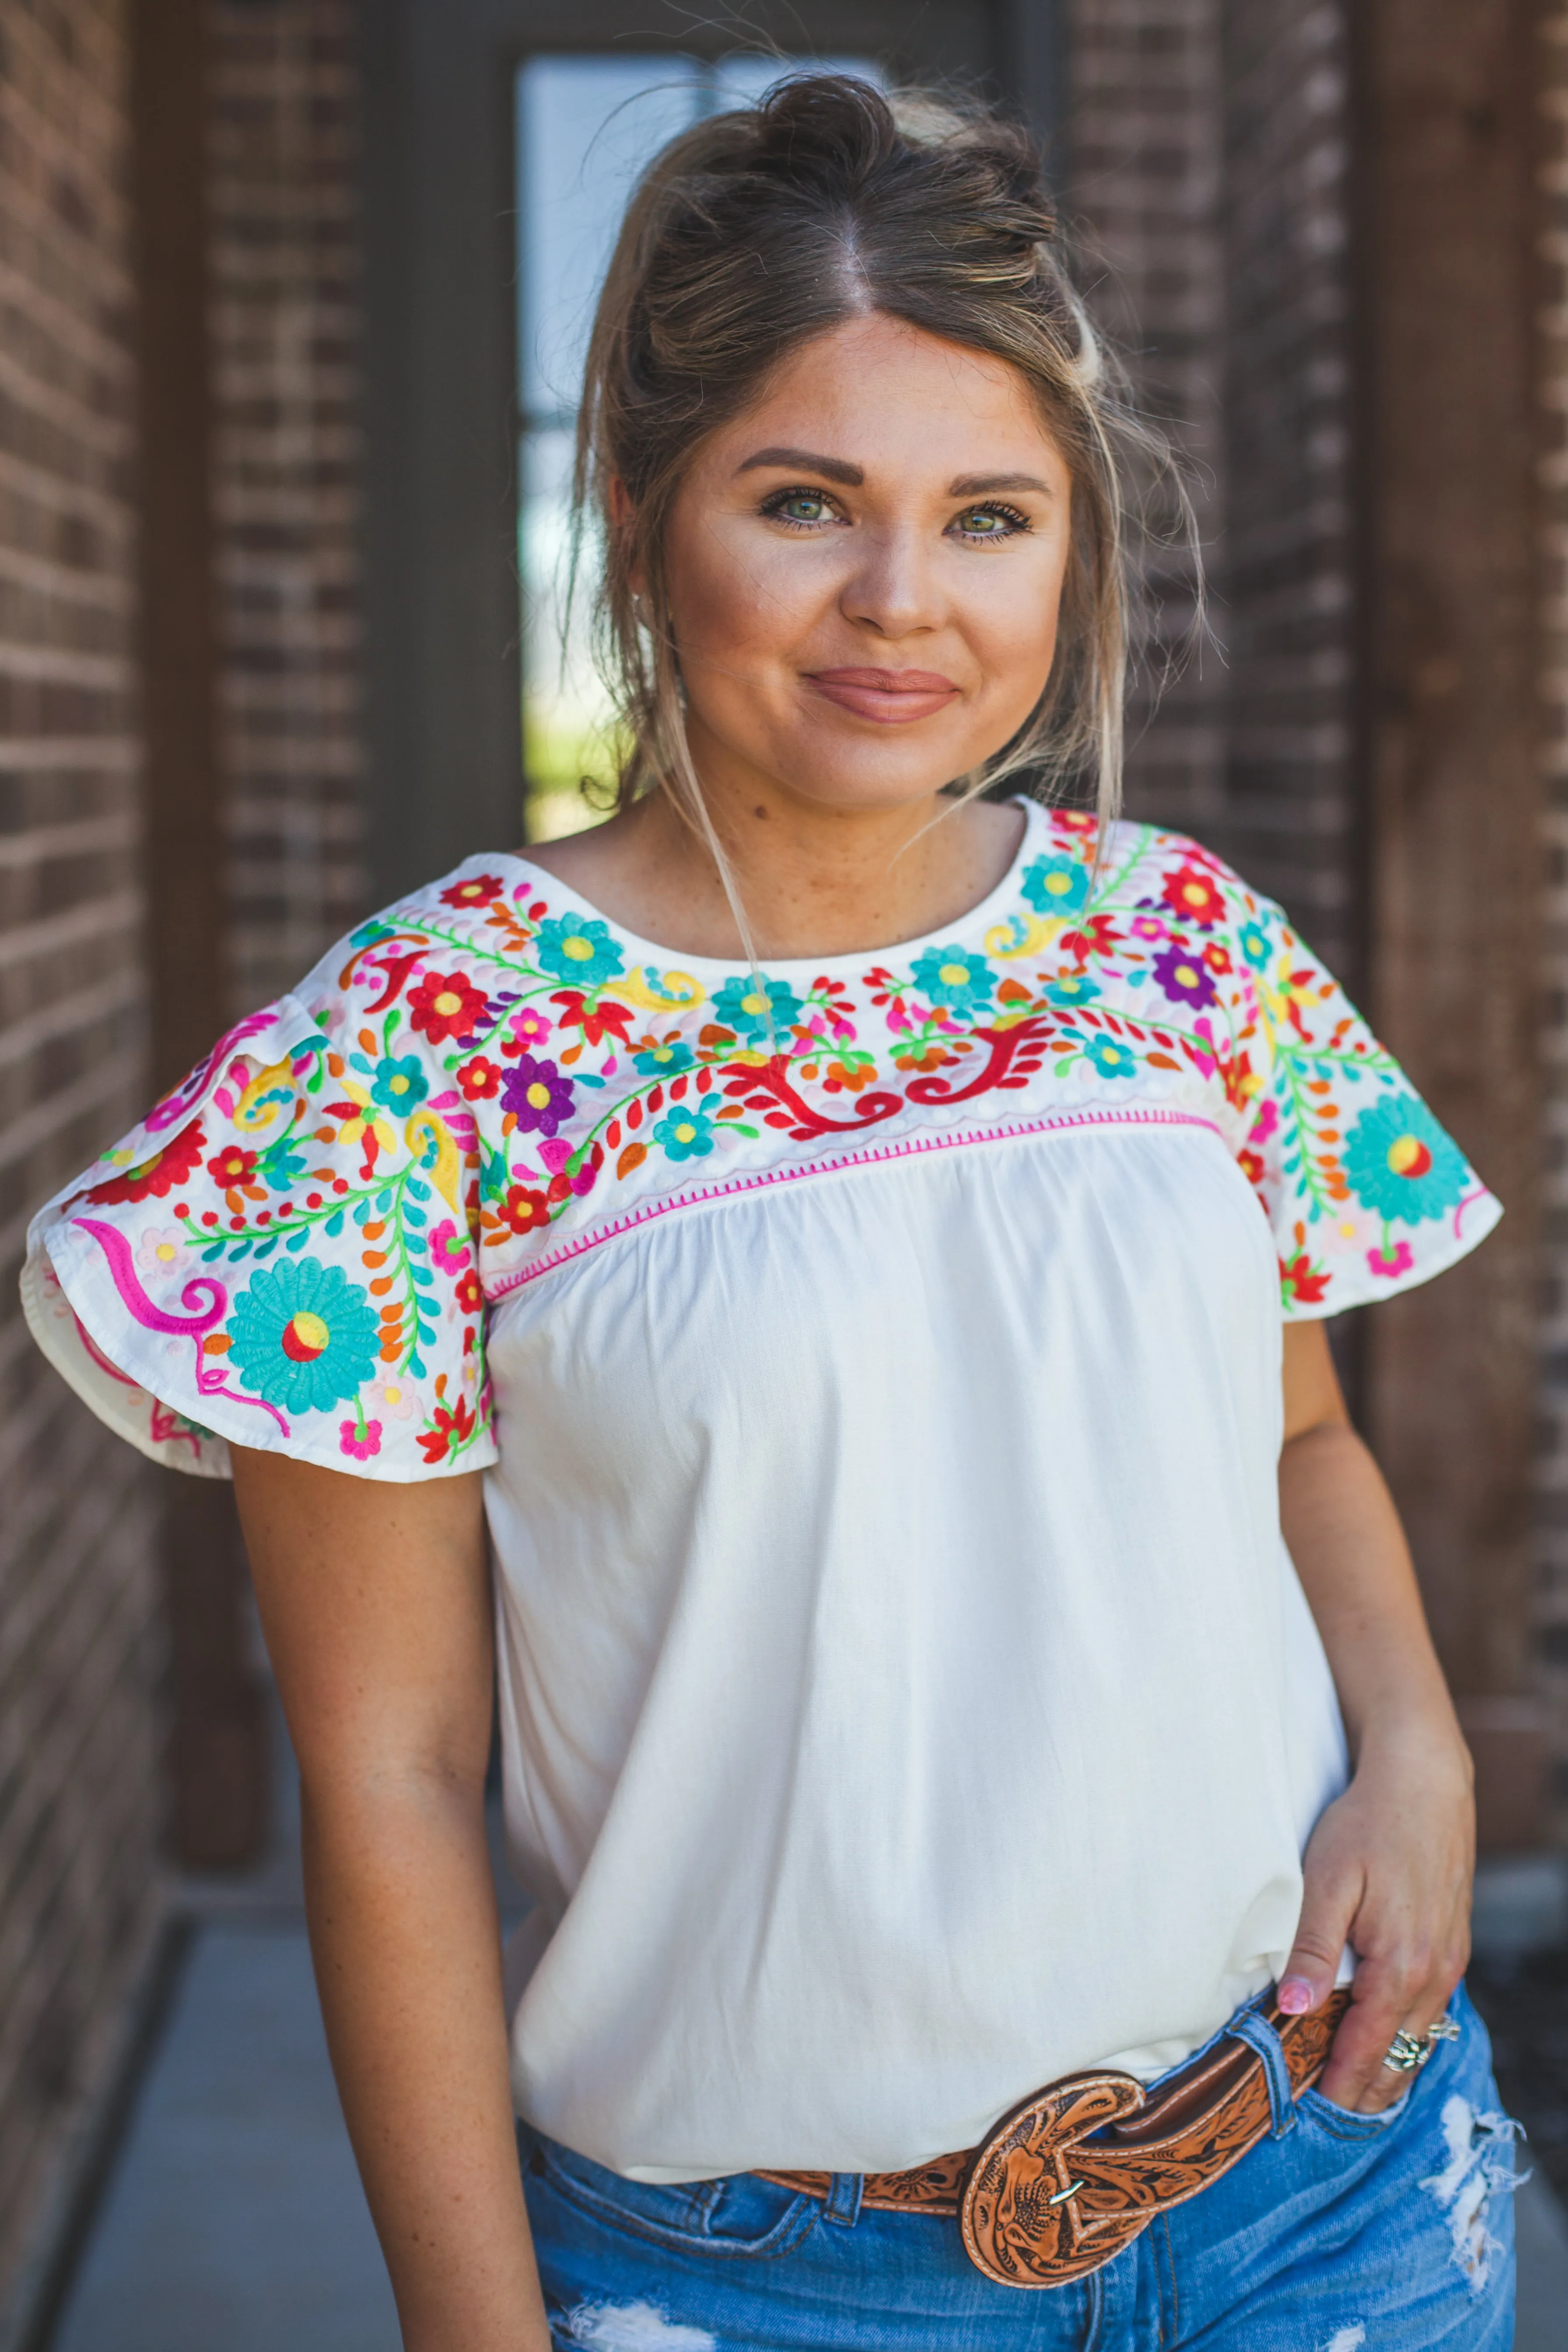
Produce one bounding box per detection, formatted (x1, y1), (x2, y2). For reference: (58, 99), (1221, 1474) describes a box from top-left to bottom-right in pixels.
(1275, 1721), (1474, 2112)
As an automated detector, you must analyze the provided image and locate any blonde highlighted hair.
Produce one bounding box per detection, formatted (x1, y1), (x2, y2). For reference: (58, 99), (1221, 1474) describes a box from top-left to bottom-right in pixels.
(573, 72), (1191, 889)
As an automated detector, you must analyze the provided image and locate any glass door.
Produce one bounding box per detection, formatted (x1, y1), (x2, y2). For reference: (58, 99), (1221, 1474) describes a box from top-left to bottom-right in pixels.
(514, 54), (879, 840)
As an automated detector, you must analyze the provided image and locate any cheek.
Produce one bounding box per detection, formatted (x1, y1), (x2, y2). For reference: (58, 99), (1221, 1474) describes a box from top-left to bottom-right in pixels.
(666, 523), (827, 668)
(964, 561), (1064, 702)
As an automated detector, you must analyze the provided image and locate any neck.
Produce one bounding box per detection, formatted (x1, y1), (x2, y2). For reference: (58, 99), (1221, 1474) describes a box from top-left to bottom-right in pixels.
(607, 769), (1025, 964)
(522, 740), (1028, 965)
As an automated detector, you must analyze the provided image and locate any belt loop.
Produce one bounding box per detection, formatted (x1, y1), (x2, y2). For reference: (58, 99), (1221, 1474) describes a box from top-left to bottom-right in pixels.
(1227, 2007), (1297, 2138)
(823, 2172), (864, 2227)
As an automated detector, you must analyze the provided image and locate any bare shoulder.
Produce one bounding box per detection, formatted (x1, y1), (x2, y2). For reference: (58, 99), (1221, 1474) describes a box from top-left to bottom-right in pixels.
(521, 804), (646, 893)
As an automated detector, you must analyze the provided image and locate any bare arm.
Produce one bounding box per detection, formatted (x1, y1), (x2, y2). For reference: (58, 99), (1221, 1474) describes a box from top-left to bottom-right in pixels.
(230, 1449), (551, 2352)
(1275, 1322), (1474, 2112)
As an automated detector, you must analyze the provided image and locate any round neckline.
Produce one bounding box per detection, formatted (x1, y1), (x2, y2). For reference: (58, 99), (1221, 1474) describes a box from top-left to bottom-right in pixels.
(483, 798), (1052, 978)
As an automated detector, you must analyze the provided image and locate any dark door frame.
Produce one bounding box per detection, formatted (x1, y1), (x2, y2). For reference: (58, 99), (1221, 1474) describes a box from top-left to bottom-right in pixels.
(357, 0), (1063, 906)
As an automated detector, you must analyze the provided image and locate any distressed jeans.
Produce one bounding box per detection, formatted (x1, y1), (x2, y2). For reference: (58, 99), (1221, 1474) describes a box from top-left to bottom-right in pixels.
(519, 1983), (1517, 2350)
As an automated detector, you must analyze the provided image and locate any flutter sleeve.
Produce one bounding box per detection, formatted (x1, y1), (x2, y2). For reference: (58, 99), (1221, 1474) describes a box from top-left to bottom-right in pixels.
(1230, 892), (1501, 1319)
(21, 963), (498, 1481)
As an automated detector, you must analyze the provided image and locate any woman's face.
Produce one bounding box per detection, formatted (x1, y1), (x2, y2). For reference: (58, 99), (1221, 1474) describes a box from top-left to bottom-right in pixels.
(656, 312), (1075, 821)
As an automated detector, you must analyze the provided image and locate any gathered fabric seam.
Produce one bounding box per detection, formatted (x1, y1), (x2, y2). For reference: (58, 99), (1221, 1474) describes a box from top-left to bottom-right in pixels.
(484, 1106), (1227, 1302)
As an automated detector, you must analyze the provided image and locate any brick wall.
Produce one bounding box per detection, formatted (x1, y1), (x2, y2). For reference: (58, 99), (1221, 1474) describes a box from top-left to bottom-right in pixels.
(1068, 0), (1357, 978)
(1536, 0), (1568, 1826)
(0, 0), (163, 2314)
(208, 0), (366, 1018)
(1216, 0), (1357, 986)
(1067, 0), (1229, 846)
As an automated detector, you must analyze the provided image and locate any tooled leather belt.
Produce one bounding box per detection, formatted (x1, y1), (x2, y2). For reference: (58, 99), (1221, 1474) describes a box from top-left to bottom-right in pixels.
(756, 1991), (1351, 2288)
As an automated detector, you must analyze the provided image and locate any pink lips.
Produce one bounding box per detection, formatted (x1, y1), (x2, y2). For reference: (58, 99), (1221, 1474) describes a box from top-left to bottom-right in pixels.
(804, 667), (960, 724)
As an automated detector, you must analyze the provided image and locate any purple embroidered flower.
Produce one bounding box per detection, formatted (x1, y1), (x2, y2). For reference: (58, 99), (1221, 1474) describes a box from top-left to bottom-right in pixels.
(501, 1053), (575, 1137)
(1152, 942), (1218, 1010)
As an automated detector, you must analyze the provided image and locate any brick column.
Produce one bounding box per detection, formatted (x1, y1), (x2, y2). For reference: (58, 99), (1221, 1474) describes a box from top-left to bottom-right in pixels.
(1354, 1), (1546, 1849)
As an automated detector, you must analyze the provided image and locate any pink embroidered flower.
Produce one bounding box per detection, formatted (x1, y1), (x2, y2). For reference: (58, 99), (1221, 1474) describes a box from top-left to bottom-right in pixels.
(429, 1219), (469, 1276)
(1130, 914), (1166, 943)
(339, 1417), (383, 1461)
(1367, 1239), (1414, 1280)
(1246, 1096), (1281, 1151)
(136, 1226), (192, 1278)
(369, 1379), (416, 1421)
(508, 1006), (552, 1049)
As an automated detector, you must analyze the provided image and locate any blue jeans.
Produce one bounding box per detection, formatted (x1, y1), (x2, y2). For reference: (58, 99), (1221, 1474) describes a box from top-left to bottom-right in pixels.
(520, 1985), (1518, 2348)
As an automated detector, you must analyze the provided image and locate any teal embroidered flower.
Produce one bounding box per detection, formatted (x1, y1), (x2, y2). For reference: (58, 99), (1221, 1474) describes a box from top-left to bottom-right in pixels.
(534, 913), (625, 988)
(1045, 973), (1100, 1009)
(711, 974), (803, 1045)
(652, 1102), (718, 1162)
(911, 946), (996, 1018)
(632, 1037), (696, 1078)
(1086, 1032), (1138, 1081)
(371, 1054), (430, 1114)
(1342, 1094), (1467, 1224)
(1022, 854), (1090, 918)
(227, 1256), (381, 1414)
(1239, 920), (1272, 973)
(257, 1138), (309, 1195)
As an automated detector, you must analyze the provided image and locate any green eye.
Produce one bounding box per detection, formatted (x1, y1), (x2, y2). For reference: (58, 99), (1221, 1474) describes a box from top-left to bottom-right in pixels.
(771, 491), (830, 524)
(958, 507), (1004, 533)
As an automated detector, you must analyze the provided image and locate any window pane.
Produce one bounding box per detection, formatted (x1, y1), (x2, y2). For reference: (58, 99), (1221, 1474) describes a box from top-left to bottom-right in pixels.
(516, 53), (881, 841)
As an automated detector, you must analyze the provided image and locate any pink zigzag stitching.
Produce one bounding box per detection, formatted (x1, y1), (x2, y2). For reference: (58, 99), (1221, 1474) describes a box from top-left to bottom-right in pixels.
(72, 1216), (290, 1436)
(484, 1105), (1227, 1301)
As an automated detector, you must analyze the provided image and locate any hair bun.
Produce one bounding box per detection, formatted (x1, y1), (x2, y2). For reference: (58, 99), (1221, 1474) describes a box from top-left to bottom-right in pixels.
(749, 72), (900, 185)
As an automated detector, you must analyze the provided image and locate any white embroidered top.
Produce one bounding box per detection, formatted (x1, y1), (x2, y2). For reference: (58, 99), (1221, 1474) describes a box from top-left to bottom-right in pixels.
(23, 801), (1499, 2180)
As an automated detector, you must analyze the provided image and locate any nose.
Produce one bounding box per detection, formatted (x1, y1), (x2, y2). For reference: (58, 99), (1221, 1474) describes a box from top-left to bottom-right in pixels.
(839, 524), (944, 640)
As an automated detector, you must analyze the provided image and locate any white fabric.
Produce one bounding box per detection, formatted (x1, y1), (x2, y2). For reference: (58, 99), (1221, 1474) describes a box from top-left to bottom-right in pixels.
(488, 1122), (1350, 2180)
(21, 802), (1500, 2184)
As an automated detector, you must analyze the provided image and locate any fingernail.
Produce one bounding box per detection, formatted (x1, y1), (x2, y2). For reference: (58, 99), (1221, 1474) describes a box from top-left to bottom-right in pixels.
(1277, 1977), (1317, 2015)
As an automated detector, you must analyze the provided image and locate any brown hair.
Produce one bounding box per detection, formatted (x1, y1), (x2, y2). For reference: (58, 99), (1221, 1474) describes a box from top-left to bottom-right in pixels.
(574, 73), (1190, 884)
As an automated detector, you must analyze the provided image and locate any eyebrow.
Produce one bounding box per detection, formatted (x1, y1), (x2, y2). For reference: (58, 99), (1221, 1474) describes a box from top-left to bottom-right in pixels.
(735, 449), (1052, 498)
(947, 471), (1053, 497)
(736, 446), (863, 485)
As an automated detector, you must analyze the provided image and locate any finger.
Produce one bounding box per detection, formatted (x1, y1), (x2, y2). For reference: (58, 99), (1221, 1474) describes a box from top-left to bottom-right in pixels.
(1277, 1857), (1361, 2020)
(1353, 1970), (1466, 2114)
(1316, 1961), (1436, 2112)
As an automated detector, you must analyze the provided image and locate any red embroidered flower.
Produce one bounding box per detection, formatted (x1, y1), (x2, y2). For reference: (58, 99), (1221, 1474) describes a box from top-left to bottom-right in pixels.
(440, 873), (504, 910)
(417, 1396), (477, 1465)
(85, 1118), (207, 1205)
(454, 1268), (484, 1315)
(409, 970), (489, 1042)
(1279, 1251), (1330, 1308)
(550, 989), (634, 1049)
(501, 1183), (551, 1234)
(1162, 865), (1226, 930)
(207, 1143), (260, 1190)
(456, 1055), (502, 1100)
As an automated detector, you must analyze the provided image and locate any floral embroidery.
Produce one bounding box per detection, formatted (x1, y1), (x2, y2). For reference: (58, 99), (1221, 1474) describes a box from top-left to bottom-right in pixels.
(1342, 1094), (1468, 1225)
(711, 973), (803, 1044)
(86, 1117), (207, 1205)
(226, 1256), (381, 1414)
(1022, 852), (1090, 917)
(36, 803), (1498, 1475)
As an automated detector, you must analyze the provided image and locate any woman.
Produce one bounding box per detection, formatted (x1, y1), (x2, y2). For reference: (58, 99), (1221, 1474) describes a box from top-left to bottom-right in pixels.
(25, 77), (1516, 2351)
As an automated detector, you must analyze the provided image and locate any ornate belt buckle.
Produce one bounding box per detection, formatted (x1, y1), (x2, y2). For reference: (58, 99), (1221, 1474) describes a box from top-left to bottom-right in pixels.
(960, 2071), (1152, 2289)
